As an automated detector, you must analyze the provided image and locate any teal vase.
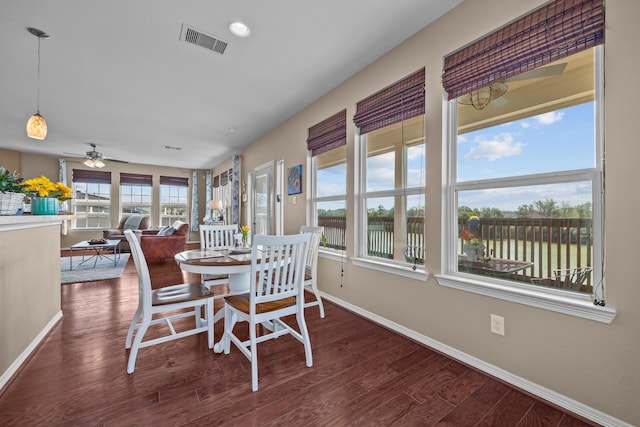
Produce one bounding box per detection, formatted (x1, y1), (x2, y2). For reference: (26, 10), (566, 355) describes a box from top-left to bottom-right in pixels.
(31, 197), (59, 215)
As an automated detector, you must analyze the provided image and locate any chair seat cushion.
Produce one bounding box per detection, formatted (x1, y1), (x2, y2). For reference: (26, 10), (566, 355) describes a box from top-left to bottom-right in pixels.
(152, 282), (213, 306)
(225, 293), (296, 314)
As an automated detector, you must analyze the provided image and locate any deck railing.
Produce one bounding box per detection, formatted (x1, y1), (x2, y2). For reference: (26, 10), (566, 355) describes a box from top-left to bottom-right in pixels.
(464, 217), (593, 284)
(318, 215), (592, 287)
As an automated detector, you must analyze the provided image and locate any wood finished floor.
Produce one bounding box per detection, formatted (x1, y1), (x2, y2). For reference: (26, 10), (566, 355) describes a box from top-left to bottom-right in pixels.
(0, 249), (598, 426)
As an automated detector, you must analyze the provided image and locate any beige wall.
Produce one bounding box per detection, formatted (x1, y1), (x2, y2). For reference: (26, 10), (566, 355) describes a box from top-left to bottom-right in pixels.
(0, 222), (61, 379)
(0, 149), (21, 172)
(236, 0), (640, 424)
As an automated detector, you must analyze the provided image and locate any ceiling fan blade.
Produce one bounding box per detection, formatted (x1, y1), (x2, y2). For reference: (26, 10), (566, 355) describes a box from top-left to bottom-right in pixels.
(63, 152), (84, 157)
(490, 96), (508, 107)
(505, 63), (567, 83)
(105, 158), (129, 164)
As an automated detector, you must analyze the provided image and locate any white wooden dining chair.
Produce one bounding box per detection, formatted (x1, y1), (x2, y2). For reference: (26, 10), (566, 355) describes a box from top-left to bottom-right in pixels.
(199, 224), (238, 287)
(124, 229), (214, 374)
(220, 233), (312, 391)
(299, 225), (325, 318)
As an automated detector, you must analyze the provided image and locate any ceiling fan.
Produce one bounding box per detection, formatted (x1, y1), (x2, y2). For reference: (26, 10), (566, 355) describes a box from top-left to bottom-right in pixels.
(458, 62), (567, 110)
(64, 143), (128, 168)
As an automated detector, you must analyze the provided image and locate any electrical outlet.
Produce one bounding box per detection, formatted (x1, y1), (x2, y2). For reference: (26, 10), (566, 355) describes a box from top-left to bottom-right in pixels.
(490, 314), (505, 336)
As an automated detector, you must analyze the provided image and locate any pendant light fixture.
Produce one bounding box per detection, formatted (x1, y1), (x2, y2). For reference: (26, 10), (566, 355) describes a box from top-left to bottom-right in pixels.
(26, 27), (50, 140)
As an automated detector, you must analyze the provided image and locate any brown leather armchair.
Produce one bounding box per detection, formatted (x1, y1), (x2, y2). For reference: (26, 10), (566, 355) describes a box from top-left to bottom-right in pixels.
(103, 215), (153, 252)
(139, 221), (189, 261)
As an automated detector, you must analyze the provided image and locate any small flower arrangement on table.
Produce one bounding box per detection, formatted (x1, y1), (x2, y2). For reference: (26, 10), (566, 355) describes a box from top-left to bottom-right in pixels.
(240, 225), (250, 248)
(460, 229), (485, 262)
(460, 229), (482, 246)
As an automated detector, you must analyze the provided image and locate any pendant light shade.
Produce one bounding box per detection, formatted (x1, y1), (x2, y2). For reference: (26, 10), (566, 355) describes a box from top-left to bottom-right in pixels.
(26, 27), (50, 140)
(26, 113), (47, 140)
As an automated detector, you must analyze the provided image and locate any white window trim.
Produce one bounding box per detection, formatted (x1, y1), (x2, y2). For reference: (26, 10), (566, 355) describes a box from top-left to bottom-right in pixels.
(310, 151), (348, 253)
(354, 131), (428, 278)
(72, 182), (111, 230)
(159, 183), (189, 225)
(436, 46), (614, 324)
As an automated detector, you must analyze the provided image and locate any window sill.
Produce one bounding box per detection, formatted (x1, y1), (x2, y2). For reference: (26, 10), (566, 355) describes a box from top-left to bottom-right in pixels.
(319, 248), (347, 263)
(351, 256), (428, 281)
(435, 273), (616, 324)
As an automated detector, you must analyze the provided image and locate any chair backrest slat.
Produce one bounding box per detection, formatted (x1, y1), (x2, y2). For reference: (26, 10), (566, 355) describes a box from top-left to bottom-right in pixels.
(251, 234), (311, 307)
(200, 224), (238, 249)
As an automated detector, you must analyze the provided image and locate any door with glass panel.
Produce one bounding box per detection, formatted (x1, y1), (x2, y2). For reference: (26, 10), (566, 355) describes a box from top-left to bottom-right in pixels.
(252, 162), (274, 236)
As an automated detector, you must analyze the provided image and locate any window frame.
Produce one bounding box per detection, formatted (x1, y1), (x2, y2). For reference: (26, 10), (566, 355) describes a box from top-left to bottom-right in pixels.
(119, 183), (153, 222)
(435, 46), (614, 323)
(72, 181), (112, 230)
(310, 147), (347, 259)
(159, 181), (189, 226)
(352, 124), (427, 281)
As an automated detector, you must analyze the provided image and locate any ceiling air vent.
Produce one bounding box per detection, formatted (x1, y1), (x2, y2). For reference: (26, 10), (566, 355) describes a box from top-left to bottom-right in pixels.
(179, 24), (228, 55)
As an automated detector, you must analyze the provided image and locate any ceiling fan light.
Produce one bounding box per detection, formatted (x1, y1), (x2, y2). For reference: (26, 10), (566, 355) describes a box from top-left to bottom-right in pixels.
(458, 82), (508, 110)
(26, 113), (47, 140)
(93, 159), (105, 168)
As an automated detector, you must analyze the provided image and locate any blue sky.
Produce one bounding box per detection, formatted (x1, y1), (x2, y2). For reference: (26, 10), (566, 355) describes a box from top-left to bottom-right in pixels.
(317, 102), (595, 214)
(457, 102), (595, 212)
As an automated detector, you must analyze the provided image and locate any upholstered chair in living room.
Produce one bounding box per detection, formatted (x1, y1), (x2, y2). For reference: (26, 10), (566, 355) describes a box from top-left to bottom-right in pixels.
(139, 220), (189, 261)
(103, 214), (152, 252)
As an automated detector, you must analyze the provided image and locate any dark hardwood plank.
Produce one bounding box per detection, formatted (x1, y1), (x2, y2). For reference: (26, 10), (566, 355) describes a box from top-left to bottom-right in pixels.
(0, 249), (599, 427)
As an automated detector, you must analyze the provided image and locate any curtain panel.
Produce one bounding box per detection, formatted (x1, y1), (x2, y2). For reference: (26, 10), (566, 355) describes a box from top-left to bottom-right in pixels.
(442, 0), (605, 100)
(353, 67), (425, 135)
(307, 109), (347, 156)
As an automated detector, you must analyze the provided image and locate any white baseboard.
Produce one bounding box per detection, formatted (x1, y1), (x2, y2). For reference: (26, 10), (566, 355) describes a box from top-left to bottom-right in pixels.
(321, 293), (630, 427)
(0, 311), (63, 392)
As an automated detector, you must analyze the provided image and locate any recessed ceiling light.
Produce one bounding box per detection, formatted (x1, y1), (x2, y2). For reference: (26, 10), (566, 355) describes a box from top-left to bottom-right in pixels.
(229, 21), (250, 37)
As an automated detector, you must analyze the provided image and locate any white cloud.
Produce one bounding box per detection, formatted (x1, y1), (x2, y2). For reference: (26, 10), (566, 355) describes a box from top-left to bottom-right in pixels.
(536, 111), (564, 125)
(520, 121), (531, 128)
(464, 133), (524, 162)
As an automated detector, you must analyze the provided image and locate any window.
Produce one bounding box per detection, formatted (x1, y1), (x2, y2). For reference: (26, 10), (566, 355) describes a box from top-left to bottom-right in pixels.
(353, 68), (426, 268)
(120, 173), (152, 221)
(308, 109), (347, 252)
(438, 0), (611, 321)
(160, 176), (189, 226)
(359, 115), (425, 265)
(313, 145), (347, 251)
(72, 169), (111, 229)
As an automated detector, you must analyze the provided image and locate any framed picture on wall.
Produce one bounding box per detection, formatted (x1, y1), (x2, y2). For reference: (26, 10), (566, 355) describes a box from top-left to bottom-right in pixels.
(287, 164), (302, 195)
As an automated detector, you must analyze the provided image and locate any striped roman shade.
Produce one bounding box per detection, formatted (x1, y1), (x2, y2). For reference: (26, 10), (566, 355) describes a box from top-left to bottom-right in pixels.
(120, 173), (152, 186)
(307, 109), (347, 156)
(220, 171), (228, 186)
(72, 169), (111, 184)
(353, 68), (425, 135)
(442, 0), (605, 100)
(160, 176), (188, 187)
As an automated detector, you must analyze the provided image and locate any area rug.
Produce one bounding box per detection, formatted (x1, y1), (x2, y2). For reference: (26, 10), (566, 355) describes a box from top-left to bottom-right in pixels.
(60, 254), (130, 284)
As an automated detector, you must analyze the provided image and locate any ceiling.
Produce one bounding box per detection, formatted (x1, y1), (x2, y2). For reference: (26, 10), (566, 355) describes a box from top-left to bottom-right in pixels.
(0, 0), (462, 170)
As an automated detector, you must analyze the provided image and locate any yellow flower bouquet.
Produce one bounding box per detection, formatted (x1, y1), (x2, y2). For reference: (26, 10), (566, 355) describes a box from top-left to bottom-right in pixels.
(23, 176), (72, 201)
(240, 225), (250, 248)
